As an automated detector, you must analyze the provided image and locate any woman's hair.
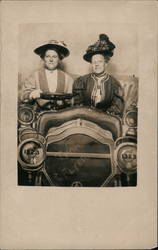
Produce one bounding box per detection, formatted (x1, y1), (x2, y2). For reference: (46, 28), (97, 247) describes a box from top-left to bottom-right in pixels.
(90, 53), (110, 63)
(40, 48), (63, 60)
(103, 55), (110, 63)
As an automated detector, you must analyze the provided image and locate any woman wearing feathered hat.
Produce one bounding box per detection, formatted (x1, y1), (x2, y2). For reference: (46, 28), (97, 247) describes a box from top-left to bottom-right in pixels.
(20, 39), (73, 101)
(73, 34), (124, 117)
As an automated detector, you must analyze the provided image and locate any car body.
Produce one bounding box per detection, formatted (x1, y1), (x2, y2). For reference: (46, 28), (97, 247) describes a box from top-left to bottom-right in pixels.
(18, 89), (137, 187)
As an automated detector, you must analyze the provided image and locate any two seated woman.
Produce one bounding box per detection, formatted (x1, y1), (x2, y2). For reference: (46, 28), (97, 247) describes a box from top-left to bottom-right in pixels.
(20, 34), (124, 117)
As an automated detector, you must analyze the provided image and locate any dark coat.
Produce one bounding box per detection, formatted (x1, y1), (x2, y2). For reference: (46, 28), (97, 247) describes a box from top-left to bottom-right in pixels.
(73, 73), (124, 117)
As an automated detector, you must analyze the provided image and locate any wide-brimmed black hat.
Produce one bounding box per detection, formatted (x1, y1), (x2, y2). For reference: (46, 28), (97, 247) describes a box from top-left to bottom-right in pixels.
(34, 39), (70, 59)
(83, 34), (115, 62)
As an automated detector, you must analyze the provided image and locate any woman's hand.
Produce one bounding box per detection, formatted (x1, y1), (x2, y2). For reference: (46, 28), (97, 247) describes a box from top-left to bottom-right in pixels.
(29, 89), (43, 99)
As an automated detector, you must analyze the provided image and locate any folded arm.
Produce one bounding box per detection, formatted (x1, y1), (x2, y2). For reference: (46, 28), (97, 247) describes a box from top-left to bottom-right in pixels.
(19, 74), (42, 102)
(106, 82), (124, 117)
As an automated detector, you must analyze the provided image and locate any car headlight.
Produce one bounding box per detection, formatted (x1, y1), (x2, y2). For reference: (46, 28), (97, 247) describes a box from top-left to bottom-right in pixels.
(18, 139), (46, 170)
(18, 106), (35, 125)
(114, 137), (137, 174)
(124, 110), (137, 128)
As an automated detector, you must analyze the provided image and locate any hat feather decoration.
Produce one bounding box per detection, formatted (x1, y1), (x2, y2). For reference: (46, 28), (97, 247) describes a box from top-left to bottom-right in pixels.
(83, 34), (115, 62)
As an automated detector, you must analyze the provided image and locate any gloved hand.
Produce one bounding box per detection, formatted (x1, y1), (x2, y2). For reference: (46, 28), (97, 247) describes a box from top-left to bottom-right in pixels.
(29, 89), (43, 99)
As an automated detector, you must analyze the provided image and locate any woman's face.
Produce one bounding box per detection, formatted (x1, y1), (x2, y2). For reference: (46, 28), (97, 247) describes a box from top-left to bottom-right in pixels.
(91, 54), (107, 74)
(43, 49), (60, 70)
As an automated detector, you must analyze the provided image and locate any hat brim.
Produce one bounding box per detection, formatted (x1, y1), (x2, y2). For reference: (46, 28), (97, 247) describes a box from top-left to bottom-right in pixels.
(83, 50), (113, 62)
(34, 43), (70, 58)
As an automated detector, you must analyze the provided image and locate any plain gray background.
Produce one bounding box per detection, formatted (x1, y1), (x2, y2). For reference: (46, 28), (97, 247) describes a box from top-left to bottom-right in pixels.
(19, 22), (138, 80)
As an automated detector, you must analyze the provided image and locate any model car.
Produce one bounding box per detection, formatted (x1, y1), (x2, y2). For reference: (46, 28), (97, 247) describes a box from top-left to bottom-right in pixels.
(18, 83), (137, 187)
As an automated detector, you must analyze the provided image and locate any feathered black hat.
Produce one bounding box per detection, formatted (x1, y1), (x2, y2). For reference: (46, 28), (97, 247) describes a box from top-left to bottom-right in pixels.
(34, 39), (70, 59)
(83, 34), (115, 62)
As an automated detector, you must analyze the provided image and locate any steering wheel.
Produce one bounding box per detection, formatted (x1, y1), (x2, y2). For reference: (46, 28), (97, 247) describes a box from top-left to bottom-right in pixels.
(40, 92), (77, 100)
(21, 92), (78, 110)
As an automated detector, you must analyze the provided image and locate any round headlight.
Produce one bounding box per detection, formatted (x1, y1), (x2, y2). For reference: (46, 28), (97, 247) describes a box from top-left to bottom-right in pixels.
(124, 110), (137, 128)
(18, 106), (35, 125)
(114, 140), (137, 174)
(18, 139), (46, 169)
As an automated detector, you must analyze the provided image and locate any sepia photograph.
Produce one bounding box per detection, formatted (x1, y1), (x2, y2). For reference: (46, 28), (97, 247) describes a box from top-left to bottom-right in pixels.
(1, 1), (157, 249)
(18, 23), (138, 187)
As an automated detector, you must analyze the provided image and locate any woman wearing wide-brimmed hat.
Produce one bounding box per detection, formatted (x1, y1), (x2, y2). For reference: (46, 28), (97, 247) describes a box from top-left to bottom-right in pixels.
(20, 40), (73, 101)
(73, 34), (124, 117)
